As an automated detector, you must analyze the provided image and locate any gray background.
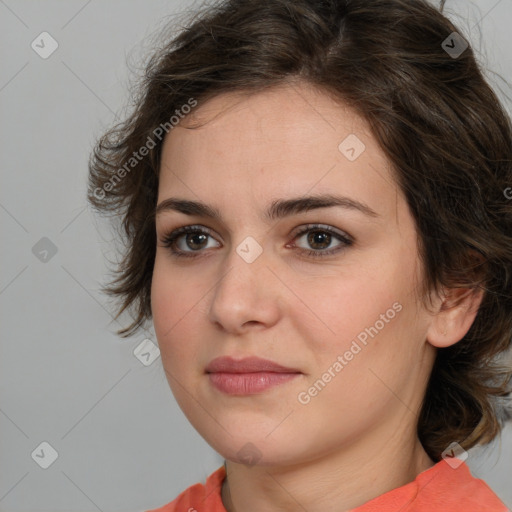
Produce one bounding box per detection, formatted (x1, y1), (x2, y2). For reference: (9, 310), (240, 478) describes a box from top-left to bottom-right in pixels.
(1, 1), (511, 511)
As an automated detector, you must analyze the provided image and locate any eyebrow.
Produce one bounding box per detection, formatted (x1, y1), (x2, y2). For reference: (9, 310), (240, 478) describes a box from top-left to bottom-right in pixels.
(154, 194), (379, 222)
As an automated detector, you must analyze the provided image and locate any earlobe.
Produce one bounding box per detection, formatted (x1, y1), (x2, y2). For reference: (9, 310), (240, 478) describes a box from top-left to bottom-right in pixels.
(426, 286), (485, 348)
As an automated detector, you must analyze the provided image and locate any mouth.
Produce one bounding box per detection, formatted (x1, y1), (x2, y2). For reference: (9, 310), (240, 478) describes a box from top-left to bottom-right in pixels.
(205, 356), (302, 395)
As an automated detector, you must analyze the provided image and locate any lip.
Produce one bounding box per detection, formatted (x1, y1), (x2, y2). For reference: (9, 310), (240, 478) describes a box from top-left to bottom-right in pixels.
(205, 356), (300, 374)
(205, 356), (302, 395)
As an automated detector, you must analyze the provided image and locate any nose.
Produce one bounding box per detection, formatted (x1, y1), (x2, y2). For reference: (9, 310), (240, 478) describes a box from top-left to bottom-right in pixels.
(208, 242), (282, 334)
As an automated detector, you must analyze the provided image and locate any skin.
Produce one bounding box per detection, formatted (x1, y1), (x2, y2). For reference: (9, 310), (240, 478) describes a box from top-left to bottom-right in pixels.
(151, 80), (483, 512)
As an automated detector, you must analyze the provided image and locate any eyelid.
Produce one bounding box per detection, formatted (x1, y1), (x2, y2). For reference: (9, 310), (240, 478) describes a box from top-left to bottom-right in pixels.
(159, 223), (353, 258)
(159, 223), (351, 242)
(159, 224), (220, 250)
(289, 223), (353, 242)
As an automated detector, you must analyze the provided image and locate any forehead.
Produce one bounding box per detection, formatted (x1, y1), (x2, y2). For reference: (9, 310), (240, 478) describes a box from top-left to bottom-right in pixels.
(157, 82), (401, 222)
(170, 82), (372, 156)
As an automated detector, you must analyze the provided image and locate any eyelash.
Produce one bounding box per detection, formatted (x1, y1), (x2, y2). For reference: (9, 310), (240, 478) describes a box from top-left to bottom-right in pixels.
(159, 224), (353, 260)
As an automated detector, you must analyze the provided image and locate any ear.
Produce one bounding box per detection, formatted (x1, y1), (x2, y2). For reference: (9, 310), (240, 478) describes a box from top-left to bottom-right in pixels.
(426, 285), (485, 348)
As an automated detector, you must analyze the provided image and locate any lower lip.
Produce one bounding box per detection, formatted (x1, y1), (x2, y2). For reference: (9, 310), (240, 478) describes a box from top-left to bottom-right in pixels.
(208, 372), (300, 395)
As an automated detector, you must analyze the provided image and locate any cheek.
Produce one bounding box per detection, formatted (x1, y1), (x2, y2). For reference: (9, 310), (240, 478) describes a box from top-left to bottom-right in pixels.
(150, 255), (205, 363)
(298, 246), (423, 378)
(298, 268), (404, 356)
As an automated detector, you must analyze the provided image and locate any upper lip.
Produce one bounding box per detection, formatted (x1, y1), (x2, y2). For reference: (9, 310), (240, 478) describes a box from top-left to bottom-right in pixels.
(205, 356), (301, 374)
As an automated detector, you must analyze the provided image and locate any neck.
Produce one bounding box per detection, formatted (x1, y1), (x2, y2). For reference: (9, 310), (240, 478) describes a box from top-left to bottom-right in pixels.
(221, 425), (434, 512)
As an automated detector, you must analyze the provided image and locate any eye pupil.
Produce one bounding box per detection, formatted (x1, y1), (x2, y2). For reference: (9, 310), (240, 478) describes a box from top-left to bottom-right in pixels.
(186, 233), (208, 250)
(307, 231), (331, 249)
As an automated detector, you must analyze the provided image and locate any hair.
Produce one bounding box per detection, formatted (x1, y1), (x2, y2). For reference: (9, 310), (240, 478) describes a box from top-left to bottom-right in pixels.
(87, 0), (512, 461)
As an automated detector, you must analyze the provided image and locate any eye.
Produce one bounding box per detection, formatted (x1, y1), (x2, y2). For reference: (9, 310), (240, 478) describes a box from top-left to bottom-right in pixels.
(289, 224), (353, 258)
(159, 225), (220, 258)
(159, 223), (353, 259)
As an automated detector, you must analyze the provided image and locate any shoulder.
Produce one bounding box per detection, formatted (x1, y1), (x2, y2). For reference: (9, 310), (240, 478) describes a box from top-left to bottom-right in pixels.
(145, 466), (226, 512)
(353, 460), (508, 512)
(413, 460), (508, 511)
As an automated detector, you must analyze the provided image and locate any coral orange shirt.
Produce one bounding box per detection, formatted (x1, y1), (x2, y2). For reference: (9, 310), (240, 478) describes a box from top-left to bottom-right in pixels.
(146, 460), (508, 512)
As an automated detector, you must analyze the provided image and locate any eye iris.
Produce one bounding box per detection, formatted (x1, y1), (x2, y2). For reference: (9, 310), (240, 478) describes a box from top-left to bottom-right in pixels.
(186, 233), (208, 250)
(307, 230), (331, 250)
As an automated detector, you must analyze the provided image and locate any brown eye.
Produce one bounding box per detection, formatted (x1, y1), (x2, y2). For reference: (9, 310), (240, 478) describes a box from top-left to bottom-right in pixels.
(160, 225), (221, 258)
(184, 233), (209, 250)
(291, 224), (353, 259)
(161, 223), (353, 260)
(306, 230), (333, 250)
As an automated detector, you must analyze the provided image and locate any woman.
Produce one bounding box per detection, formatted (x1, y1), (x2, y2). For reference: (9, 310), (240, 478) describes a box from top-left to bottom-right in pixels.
(87, 0), (512, 510)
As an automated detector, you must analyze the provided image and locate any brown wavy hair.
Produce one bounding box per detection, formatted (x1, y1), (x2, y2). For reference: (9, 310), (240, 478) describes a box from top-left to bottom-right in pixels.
(87, 0), (512, 461)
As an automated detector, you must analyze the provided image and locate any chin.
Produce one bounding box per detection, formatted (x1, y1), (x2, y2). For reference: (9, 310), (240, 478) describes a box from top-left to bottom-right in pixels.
(199, 428), (310, 467)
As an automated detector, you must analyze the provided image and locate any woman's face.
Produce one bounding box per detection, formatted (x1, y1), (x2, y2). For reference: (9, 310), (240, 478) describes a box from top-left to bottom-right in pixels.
(151, 82), (437, 466)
